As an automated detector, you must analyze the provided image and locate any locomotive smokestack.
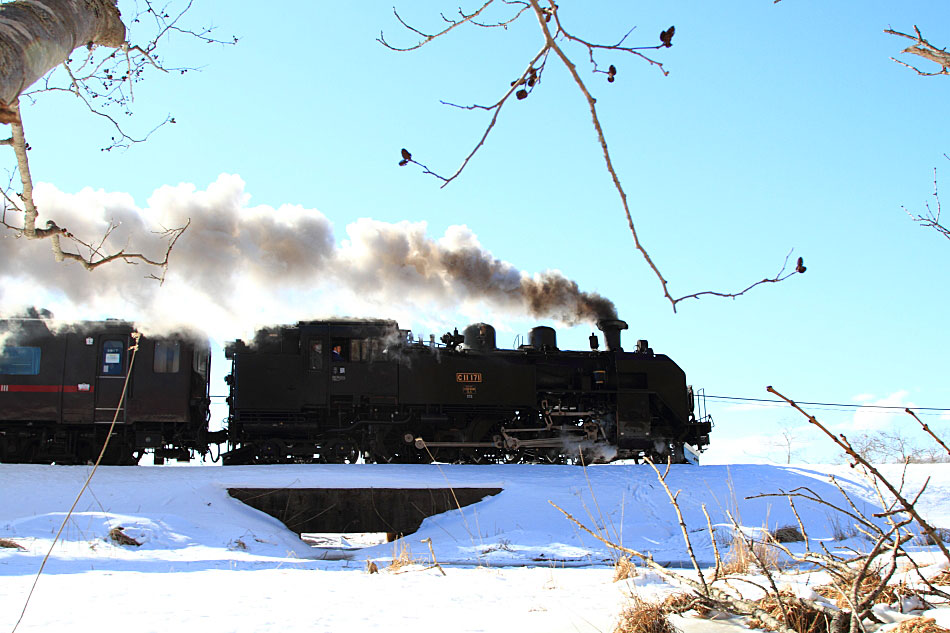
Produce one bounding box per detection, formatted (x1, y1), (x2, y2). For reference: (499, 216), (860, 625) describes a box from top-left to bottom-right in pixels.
(596, 319), (628, 352)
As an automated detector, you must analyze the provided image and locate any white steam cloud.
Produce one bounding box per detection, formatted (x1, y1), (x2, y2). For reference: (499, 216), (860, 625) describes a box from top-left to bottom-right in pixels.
(0, 174), (614, 338)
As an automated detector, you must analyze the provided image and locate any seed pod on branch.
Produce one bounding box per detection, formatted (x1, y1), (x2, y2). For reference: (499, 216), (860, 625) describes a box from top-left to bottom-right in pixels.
(660, 26), (675, 48)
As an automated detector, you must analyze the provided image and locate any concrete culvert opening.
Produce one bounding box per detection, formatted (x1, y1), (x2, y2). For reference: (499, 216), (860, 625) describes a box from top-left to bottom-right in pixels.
(228, 487), (503, 552)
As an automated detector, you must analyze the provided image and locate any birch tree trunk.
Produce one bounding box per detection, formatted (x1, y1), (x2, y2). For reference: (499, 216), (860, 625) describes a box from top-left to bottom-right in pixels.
(0, 0), (126, 111)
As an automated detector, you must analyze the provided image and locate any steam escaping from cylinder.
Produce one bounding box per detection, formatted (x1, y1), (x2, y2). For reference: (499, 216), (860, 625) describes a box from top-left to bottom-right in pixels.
(0, 174), (617, 337)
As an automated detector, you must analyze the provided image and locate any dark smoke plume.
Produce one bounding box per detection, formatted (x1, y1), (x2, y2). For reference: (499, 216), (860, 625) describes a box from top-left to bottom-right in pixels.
(0, 175), (616, 336)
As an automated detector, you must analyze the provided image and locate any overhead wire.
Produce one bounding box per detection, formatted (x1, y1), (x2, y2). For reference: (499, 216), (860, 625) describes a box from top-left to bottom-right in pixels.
(703, 394), (950, 414)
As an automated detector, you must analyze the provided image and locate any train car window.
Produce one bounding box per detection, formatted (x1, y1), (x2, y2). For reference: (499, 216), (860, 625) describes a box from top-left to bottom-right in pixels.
(0, 346), (41, 375)
(154, 341), (181, 373)
(331, 339), (347, 362)
(193, 349), (209, 376)
(101, 340), (125, 376)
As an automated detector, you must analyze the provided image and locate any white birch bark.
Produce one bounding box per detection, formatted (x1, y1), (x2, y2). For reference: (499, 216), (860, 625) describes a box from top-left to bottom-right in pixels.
(0, 0), (125, 107)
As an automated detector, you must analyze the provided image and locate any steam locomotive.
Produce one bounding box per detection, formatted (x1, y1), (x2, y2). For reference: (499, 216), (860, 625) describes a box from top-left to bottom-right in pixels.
(0, 314), (712, 465)
(222, 318), (712, 465)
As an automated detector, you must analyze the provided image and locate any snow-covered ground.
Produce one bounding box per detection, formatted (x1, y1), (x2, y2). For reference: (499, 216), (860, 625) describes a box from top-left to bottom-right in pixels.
(2, 462), (949, 632)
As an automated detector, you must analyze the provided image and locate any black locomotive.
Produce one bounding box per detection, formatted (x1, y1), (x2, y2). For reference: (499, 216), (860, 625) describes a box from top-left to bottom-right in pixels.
(0, 313), (711, 465)
(0, 313), (215, 464)
(222, 318), (712, 465)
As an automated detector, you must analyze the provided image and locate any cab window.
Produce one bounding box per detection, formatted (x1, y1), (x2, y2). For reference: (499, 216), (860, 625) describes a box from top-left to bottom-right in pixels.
(331, 339), (347, 362)
(0, 346), (41, 375)
(154, 341), (181, 373)
(309, 341), (323, 370)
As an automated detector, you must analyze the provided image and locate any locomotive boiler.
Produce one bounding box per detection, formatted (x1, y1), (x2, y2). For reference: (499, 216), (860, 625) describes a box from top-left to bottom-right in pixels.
(222, 318), (712, 465)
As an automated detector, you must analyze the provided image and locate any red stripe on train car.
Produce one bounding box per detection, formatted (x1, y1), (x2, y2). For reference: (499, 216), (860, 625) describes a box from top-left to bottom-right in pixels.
(0, 385), (94, 393)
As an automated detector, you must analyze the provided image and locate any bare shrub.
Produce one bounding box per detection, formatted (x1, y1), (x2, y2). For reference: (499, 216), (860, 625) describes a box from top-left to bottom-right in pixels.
(366, 560), (379, 574)
(556, 392), (950, 633)
(614, 596), (678, 633)
(613, 555), (637, 582)
(107, 527), (141, 547)
(0, 538), (25, 550)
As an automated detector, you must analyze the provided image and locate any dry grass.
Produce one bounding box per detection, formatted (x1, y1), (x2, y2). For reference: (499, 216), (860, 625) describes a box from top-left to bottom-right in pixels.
(930, 569), (950, 586)
(660, 592), (710, 617)
(386, 540), (417, 572)
(747, 590), (829, 633)
(722, 529), (780, 574)
(892, 617), (950, 633)
(613, 555), (637, 582)
(0, 537), (25, 550)
(614, 596), (678, 633)
(873, 580), (919, 606)
(365, 560), (379, 574)
(812, 572), (905, 609)
(108, 526), (141, 547)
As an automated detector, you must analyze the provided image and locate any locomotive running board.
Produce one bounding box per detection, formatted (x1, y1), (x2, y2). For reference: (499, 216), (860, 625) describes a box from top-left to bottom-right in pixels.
(228, 487), (502, 536)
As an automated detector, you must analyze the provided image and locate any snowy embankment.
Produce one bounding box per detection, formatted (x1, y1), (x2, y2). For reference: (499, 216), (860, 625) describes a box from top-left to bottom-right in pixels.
(2, 463), (949, 632)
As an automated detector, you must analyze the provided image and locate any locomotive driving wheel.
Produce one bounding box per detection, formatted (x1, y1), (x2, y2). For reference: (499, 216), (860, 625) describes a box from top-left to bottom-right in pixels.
(255, 439), (289, 464)
(323, 438), (362, 464)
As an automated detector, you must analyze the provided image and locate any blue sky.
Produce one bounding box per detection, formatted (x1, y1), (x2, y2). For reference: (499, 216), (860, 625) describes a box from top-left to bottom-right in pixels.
(3, 1), (949, 463)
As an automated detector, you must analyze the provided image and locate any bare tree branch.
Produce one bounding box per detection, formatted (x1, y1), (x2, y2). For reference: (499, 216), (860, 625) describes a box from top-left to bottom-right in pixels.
(904, 167), (949, 241)
(385, 1), (805, 312)
(643, 457), (709, 594)
(905, 407), (950, 458)
(1, 102), (188, 279)
(885, 26), (950, 76)
(1, 0), (236, 276)
(378, 2), (505, 52)
(20, 0), (237, 151)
